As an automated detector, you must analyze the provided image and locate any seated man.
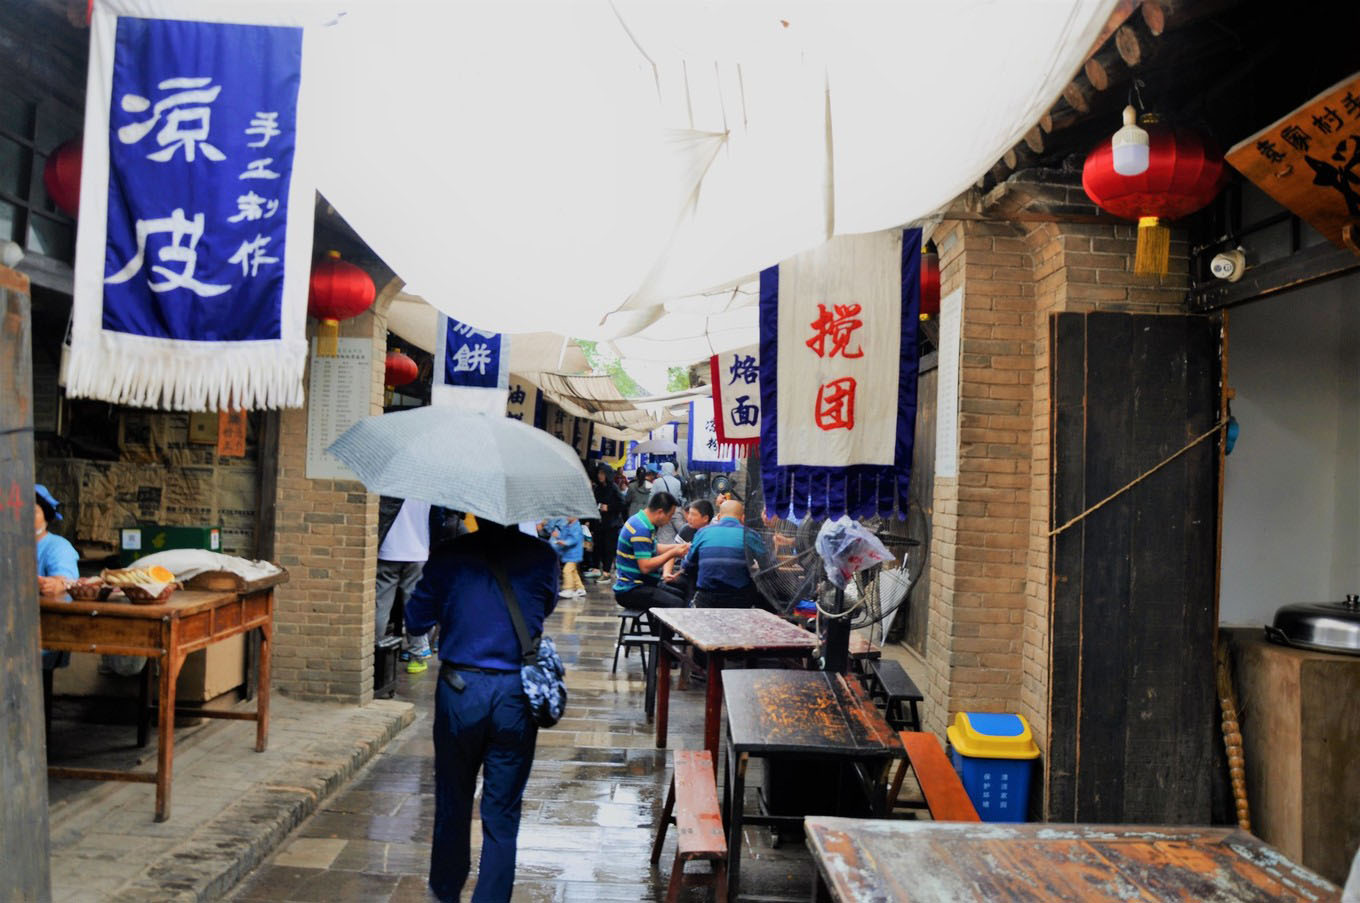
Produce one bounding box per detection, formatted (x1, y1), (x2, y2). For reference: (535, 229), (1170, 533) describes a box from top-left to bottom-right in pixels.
(681, 500), (767, 609)
(663, 499), (715, 600)
(613, 492), (688, 611)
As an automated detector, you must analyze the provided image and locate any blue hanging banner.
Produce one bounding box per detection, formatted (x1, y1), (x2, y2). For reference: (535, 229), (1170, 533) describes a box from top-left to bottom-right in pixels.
(759, 229), (920, 519)
(69, 6), (316, 411)
(433, 314), (511, 414)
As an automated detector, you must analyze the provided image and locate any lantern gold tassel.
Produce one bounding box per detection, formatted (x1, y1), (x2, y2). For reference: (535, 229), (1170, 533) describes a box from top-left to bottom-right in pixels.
(317, 318), (340, 356)
(1133, 215), (1171, 276)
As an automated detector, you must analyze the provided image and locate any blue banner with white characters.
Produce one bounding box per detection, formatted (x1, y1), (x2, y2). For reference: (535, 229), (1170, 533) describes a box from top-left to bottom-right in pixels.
(431, 314), (511, 414)
(103, 17), (301, 342)
(68, 7), (314, 412)
(441, 317), (507, 389)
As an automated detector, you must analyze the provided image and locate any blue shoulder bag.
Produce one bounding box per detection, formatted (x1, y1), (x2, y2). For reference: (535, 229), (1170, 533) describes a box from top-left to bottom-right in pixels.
(489, 557), (567, 728)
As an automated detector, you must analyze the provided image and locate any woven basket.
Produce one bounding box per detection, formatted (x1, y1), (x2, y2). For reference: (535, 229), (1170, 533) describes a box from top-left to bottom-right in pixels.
(119, 583), (178, 604)
(66, 580), (112, 601)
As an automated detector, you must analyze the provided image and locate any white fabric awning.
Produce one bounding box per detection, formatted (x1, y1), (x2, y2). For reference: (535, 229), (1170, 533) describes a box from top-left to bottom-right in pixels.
(301, 1), (1116, 342)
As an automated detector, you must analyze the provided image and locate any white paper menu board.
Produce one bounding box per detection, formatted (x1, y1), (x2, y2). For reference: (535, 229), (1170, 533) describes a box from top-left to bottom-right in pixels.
(305, 337), (372, 480)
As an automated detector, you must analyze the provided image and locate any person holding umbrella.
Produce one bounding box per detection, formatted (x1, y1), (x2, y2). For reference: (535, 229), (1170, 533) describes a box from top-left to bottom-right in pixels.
(326, 406), (601, 903)
(405, 519), (558, 902)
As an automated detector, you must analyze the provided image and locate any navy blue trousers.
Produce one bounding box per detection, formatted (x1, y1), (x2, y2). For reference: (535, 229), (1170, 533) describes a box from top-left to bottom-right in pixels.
(430, 670), (537, 902)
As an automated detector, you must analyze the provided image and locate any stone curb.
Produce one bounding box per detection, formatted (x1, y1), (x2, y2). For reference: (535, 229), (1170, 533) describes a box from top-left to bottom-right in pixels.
(102, 700), (416, 903)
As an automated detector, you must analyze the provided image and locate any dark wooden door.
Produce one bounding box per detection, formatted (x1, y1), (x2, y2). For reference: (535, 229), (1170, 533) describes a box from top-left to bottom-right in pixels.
(1048, 312), (1219, 824)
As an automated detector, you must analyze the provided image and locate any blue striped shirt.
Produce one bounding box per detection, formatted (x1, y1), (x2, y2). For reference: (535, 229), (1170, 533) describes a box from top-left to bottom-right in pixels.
(614, 511), (658, 592)
(680, 517), (763, 593)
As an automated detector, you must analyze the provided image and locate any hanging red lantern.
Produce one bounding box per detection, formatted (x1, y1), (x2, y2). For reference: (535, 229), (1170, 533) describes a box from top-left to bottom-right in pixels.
(919, 239), (940, 320)
(1082, 114), (1226, 275)
(308, 250), (375, 356)
(43, 137), (83, 217)
(385, 349), (418, 387)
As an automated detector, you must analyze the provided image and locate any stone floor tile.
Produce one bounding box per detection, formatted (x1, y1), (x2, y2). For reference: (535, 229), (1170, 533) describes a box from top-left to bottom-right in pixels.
(272, 837), (349, 869)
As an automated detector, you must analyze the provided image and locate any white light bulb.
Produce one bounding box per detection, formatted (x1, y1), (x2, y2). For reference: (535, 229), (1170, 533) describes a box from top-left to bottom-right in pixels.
(1111, 105), (1150, 177)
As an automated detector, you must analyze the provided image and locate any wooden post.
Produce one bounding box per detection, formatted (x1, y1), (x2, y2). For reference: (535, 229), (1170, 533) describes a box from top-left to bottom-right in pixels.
(0, 266), (53, 901)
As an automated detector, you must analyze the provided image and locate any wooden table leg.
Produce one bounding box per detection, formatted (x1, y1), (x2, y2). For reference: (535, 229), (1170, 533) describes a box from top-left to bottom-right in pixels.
(655, 629), (673, 749)
(155, 626), (182, 822)
(726, 751), (748, 901)
(255, 619), (271, 752)
(136, 659), (152, 748)
(703, 652), (724, 770)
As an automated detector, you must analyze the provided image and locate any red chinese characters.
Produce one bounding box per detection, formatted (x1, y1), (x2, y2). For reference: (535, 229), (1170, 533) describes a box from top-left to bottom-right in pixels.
(815, 377), (856, 431)
(806, 303), (864, 359)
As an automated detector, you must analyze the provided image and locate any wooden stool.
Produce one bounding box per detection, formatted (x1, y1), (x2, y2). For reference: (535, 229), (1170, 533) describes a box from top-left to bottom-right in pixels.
(612, 608), (651, 674)
(867, 659), (924, 732)
(651, 749), (728, 902)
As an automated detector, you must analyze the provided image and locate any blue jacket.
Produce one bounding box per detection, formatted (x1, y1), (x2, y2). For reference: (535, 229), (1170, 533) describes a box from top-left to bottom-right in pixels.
(406, 529), (559, 671)
(680, 517), (765, 593)
(545, 517), (584, 564)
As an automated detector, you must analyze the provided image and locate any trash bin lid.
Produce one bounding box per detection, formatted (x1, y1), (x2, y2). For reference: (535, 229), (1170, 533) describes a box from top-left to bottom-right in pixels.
(946, 712), (1040, 760)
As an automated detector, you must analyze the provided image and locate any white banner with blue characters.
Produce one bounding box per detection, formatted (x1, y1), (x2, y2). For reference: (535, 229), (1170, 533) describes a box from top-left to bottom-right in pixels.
(432, 314), (511, 415)
(69, 2), (319, 411)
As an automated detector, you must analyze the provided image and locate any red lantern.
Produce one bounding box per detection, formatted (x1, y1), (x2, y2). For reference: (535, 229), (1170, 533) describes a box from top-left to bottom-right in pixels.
(43, 137), (82, 217)
(308, 250), (375, 356)
(385, 349), (418, 387)
(1082, 118), (1226, 275)
(919, 239), (940, 320)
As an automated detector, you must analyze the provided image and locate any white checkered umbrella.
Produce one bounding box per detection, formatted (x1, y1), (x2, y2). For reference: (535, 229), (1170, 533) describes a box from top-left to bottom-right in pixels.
(327, 407), (597, 524)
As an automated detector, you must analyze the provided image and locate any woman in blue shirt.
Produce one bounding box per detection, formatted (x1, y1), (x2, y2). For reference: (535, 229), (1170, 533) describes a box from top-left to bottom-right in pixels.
(35, 485), (78, 670)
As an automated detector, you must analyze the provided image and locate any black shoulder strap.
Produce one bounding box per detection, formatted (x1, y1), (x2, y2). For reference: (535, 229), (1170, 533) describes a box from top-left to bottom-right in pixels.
(486, 539), (537, 666)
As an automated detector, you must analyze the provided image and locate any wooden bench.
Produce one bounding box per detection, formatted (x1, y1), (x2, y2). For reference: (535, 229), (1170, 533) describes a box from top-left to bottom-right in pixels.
(868, 659), (923, 732)
(650, 749), (728, 902)
(887, 731), (980, 821)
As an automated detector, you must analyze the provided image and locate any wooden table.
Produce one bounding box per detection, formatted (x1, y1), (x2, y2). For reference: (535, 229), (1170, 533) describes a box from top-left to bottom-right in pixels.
(651, 607), (819, 760)
(803, 817), (1342, 903)
(722, 669), (903, 900)
(40, 584), (276, 821)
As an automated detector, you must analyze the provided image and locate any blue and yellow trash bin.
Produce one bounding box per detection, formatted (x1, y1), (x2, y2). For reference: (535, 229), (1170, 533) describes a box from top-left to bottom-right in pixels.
(946, 712), (1040, 822)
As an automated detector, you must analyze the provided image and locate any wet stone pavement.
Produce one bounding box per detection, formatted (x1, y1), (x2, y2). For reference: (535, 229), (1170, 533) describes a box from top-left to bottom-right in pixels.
(227, 580), (816, 902)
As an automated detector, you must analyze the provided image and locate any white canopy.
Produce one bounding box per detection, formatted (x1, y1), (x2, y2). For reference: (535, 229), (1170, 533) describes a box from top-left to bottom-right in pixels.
(304, 1), (1116, 343)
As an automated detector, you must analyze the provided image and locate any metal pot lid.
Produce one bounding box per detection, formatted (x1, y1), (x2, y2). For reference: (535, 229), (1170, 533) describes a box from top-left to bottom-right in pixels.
(1267, 594), (1360, 655)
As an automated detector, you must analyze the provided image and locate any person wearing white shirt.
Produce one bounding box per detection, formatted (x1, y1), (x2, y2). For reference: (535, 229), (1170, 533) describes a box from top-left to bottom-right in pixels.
(377, 497), (437, 672)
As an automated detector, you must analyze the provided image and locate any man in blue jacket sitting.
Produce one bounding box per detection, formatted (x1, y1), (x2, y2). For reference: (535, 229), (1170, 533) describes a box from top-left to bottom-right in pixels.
(679, 500), (766, 609)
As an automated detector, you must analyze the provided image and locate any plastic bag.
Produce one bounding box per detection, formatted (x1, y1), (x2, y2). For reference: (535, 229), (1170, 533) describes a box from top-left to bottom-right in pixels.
(815, 517), (893, 588)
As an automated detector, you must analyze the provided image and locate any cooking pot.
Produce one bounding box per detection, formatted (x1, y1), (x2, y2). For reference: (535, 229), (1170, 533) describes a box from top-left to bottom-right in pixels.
(1265, 594), (1360, 655)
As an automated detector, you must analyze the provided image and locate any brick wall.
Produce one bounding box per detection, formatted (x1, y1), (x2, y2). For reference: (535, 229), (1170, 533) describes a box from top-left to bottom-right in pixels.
(921, 209), (1189, 752)
(269, 284), (399, 703)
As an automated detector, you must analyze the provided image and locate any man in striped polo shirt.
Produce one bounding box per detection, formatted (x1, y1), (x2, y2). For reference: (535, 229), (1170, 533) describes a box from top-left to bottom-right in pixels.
(679, 500), (766, 609)
(613, 492), (689, 611)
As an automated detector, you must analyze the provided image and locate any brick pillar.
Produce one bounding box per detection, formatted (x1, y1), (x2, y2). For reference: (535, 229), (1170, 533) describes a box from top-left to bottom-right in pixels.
(921, 220), (1035, 735)
(269, 281), (400, 703)
(922, 212), (1188, 753)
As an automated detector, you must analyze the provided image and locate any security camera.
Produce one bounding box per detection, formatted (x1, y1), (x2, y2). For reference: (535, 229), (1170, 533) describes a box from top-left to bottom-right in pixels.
(1210, 248), (1247, 282)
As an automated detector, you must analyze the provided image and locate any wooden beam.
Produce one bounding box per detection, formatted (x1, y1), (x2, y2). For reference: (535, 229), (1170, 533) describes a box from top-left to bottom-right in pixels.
(1062, 80), (1092, 114)
(1188, 242), (1360, 312)
(1023, 126), (1045, 155)
(1115, 20), (1154, 68)
(1084, 48), (1128, 92)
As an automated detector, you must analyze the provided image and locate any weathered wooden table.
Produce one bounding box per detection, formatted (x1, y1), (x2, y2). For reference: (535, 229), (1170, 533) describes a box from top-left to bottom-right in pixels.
(803, 817), (1342, 903)
(40, 581), (278, 821)
(650, 607), (819, 761)
(722, 669), (903, 900)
